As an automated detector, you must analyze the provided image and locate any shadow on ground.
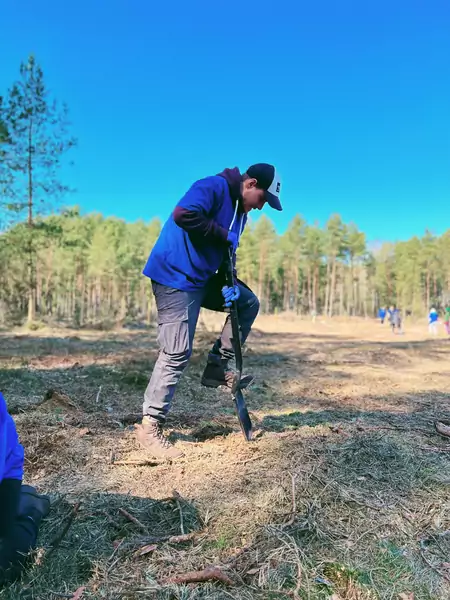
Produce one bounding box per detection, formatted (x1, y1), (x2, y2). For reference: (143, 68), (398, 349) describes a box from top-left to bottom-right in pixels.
(260, 392), (450, 433)
(3, 491), (202, 600)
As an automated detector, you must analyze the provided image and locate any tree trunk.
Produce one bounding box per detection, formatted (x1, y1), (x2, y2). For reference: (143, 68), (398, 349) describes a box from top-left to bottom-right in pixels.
(307, 266), (312, 311)
(264, 275), (270, 314)
(339, 264), (345, 316)
(146, 284), (153, 325)
(329, 258), (337, 317)
(313, 264), (318, 313)
(324, 260), (330, 316)
(349, 257), (355, 316)
(292, 266), (299, 313)
(96, 279), (101, 321)
(258, 245), (265, 312)
(74, 269), (84, 327)
(27, 118), (36, 323)
(119, 277), (128, 322)
(283, 275), (289, 312)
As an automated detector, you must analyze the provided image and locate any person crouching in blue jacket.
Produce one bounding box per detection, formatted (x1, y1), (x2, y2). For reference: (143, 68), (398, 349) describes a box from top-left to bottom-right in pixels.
(0, 392), (50, 584)
(138, 163), (282, 458)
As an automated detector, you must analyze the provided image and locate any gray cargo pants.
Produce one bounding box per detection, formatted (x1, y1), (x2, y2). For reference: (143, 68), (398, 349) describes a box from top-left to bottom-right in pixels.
(143, 274), (259, 422)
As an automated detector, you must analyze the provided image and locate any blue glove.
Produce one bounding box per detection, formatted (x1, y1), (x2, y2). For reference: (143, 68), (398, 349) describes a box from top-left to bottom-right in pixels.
(227, 231), (239, 252)
(222, 285), (240, 308)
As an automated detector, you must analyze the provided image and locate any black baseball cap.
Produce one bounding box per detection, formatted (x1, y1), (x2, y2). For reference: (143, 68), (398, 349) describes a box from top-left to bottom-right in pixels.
(246, 163), (282, 211)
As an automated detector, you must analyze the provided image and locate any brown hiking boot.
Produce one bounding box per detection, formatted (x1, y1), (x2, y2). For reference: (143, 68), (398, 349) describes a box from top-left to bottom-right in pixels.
(201, 353), (254, 390)
(135, 417), (184, 459)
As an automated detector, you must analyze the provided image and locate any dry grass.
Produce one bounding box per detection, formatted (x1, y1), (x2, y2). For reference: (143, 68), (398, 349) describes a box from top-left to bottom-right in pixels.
(1, 314), (450, 599)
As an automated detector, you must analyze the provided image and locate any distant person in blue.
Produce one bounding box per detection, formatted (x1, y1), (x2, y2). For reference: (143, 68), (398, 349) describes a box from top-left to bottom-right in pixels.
(0, 392), (50, 584)
(378, 307), (386, 324)
(138, 164), (282, 459)
(428, 307), (439, 336)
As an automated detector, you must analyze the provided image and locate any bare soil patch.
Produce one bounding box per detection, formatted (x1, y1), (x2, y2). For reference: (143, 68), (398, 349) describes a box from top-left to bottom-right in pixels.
(1, 315), (449, 599)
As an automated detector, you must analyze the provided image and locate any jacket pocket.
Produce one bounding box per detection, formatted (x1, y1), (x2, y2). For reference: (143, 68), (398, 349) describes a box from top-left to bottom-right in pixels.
(152, 284), (190, 324)
(158, 320), (190, 355)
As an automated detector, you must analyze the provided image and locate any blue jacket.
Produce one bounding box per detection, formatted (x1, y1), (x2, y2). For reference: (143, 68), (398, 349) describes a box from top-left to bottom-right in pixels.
(378, 308), (386, 319)
(429, 309), (438, 323)
(0, 392), (24, 482)
(143, 168), (247, 291)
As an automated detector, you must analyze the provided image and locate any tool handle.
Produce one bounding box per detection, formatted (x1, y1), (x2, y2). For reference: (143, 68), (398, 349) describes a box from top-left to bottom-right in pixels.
(225, 248), (252, 441)
(226, 248), (243, 376)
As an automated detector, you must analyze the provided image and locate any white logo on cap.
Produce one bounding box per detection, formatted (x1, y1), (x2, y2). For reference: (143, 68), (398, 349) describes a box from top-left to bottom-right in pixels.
(267, 168), (281, 198)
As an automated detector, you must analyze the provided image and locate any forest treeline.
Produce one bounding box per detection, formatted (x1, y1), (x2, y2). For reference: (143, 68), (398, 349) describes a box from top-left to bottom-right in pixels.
(1, 55), (448, 327)
(0, 207), (448, 327)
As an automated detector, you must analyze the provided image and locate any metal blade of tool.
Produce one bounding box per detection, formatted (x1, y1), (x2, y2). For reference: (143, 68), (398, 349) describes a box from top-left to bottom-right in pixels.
(226, 247), (253, 441)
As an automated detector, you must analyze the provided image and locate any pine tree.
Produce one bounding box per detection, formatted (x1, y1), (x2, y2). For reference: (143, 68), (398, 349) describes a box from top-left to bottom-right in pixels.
(394, 238), (422, 315)
(252, 216), (277, 313)
(439, 231), (450, 306)
(0, 110), (8, 144)
(345, 224), (366, 315)
(304, 225), (324, 313)
(421, 231), (440, 310)
(279, 215), (306, 312)
(324, 215), (346, 316)
(237, 220), (258, 290)
(1, 205), (450, 325)
(0, 98), (14, 228)
(0, 55), (76, 322)
(372, 242), (396, 309)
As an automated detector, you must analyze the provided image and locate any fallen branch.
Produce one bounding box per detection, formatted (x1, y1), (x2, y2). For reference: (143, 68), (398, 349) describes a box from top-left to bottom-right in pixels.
(107, 412), (141, 425)
(47, 502), (81, 556)
(292, 560), (302, 600)
(71, 587), (86, 600)
(172, 490), (185, 535)
(119, 531), (199, 550)
(95, 386), (102, 404)
(118, 508), (149, 534)
(98, 509), (122, 530)
(434, 421), (450, 438)
(419, 446), (450, 453)
(111, 458), (162, 467)
(164, 566), (233, 586)
(107, 539), (124, 573)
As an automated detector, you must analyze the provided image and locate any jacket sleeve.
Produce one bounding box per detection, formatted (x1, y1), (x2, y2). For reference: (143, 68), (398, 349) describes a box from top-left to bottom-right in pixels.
(173, 178), (229, 244)
(3, 414), (24, 481)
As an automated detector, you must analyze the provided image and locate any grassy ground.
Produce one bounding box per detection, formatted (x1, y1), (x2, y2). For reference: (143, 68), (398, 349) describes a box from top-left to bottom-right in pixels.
(1, 314), (450, 599)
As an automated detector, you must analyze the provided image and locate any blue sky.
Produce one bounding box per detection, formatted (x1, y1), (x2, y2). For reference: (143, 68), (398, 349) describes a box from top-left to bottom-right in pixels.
(1, 0), (449, 242)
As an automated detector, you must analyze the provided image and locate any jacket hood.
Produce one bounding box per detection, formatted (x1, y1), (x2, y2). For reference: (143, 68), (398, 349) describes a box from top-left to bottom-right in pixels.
(216, 167), (242, 203)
